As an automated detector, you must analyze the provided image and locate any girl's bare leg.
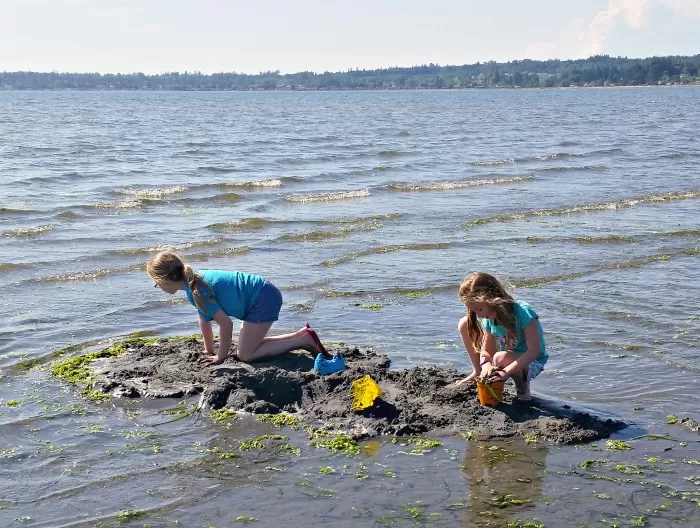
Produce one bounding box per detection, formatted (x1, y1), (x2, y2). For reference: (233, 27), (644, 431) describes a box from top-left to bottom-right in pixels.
(493, 350), (531, 400)
(236, 322), (319, 362)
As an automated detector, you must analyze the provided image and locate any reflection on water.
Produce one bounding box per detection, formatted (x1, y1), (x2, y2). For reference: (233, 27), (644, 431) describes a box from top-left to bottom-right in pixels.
(462, 439), (547, 527)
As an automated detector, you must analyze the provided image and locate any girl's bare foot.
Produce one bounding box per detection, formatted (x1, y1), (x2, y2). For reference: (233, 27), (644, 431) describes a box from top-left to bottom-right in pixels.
(455, 371), (479, 386)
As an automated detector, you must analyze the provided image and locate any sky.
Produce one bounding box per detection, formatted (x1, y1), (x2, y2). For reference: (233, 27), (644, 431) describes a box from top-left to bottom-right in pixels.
(1, 0), (699, 74)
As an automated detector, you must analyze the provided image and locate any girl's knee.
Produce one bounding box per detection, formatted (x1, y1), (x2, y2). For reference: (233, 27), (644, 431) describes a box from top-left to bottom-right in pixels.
(236, 346), (256, 362)
(492, 351), (510, 366)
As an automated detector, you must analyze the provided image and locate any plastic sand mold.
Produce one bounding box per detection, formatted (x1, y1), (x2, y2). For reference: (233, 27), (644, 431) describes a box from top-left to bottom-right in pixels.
(351, 375), (382, 410)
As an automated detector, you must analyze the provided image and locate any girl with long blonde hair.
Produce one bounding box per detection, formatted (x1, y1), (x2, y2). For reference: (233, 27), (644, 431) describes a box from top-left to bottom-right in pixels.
(455, 272), (548, 401)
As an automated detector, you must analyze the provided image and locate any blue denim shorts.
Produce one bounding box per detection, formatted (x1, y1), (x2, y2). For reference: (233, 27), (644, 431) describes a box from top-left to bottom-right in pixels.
(245, 281), (283, 323)
(527, 359), (546, 381)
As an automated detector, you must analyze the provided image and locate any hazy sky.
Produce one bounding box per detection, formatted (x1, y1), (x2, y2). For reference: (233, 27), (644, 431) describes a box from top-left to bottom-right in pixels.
(2, 0), (699, 74)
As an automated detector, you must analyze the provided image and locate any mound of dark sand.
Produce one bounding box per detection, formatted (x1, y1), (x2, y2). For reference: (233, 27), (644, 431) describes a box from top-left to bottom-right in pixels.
(89, 338), (625, 444)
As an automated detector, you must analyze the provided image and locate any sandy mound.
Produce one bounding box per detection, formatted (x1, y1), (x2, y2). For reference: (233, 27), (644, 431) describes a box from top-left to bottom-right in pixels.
(89, 337), (625, 444)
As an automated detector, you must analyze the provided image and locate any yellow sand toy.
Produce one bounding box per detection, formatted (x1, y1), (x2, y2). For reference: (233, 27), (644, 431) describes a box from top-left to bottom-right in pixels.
(351, 375), (383, 411)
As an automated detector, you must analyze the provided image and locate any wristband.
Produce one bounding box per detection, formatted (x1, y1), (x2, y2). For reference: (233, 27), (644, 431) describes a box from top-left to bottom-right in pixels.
(479, 358), (490, 367)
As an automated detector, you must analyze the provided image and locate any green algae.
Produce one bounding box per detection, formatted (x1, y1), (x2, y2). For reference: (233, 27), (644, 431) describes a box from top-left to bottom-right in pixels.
(256, 412), (301, 429)
(278, 443), (302, 456)
(579, 459), (609, 468)
(0, 448), (17, 458)
(239, 434), (288, 451)
(606, 440), (633, 451)
(615, 464), (645, 475)
(479, 444), (518, 466)
(395, 436), (443, 455)
(487, 490), (532, 508)
(117, 509), (147, 522)
(313, 433), (361, 455)
(49, 337), (161, 403)
(210, 447), (238, 459)
(210, 408), (238, 423)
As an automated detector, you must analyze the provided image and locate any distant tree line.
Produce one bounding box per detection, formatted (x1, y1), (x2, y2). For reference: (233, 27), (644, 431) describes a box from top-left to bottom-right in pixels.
(2, 55), (699, 91)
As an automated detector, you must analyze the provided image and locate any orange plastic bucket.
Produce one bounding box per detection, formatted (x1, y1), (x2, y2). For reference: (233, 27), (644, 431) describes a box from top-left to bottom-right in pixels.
(477, 380), (504, 407)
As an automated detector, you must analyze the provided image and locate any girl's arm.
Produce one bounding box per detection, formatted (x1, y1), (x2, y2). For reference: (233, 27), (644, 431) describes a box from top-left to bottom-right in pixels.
(502, 320), (541, 377)
(481, 333), (497, 363)
(458, 315), (480, 372)
(458, 317), (497, 375)
(199, 315), (215, 355)
(205, 309), (233, 365)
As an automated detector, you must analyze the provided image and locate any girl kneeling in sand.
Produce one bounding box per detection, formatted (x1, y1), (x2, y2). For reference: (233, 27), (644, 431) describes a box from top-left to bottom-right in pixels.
(455, 272), (548, 402)
(146, 251), (329, 365)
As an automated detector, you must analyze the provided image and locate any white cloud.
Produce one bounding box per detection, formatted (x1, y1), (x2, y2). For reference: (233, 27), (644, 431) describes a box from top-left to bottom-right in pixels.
(525, 0), (700, 60)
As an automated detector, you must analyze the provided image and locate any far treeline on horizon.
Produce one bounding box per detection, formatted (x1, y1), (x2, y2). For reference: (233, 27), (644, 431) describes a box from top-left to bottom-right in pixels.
(2, 54), (700, 91)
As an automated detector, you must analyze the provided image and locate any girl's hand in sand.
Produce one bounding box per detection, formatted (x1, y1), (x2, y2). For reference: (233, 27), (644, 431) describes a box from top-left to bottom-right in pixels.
(455, 371), (479, 386)
(204, 353), (227, 365)
(480, 363), (494, 379)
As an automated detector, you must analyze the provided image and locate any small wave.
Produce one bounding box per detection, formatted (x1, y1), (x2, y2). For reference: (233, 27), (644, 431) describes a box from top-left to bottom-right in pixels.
(0, 262), (24, 272)
(323, 243), (450, 268)
(88, 199), (152, 210)
(0, 206), (36, 216)
(209, 192), (242, 203)
(280, 221), (382, 242)
(54, 210), (82, 220)
(515, 252), (682, 288)
(534, 153), (584, 161)
(660, 152), (683, 159)
(387, 175), (532, 192)
(1, 224), (54, 238)
(208, 217), (271, 231)
(396, 131), (410, 137)
(558, 140), (580, 147)
(465, 190), (700, 228)
(35, 264), (141, 283)
(378, 150), (402, 157)
(218, 179), (282, 189)
(186, 141), (216, 147)
(285, 189), (370, 204)
(199, 166), (240, 173)
(196, 177), (299, 191)
(326, 212), (402, 225)
(473, 159), (515, 166)
(117, 186), (188, 199)
(320, 283), (454, 299)
(525, 234), (635, 244)
(185, 246), (250, 261)
(111, 238), (227, 256)
(661, 228), (700, 238)
(541, 164), (606, 172)
(91, 186), (189, 210)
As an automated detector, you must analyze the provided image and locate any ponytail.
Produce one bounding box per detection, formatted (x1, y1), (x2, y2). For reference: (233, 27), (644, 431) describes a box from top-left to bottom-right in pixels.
(147, 251), (216, 312)
(183, 263), (213, 312)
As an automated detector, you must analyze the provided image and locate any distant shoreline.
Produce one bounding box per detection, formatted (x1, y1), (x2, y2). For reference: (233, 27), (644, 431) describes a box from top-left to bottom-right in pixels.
(1, 84), (698, 93)
(3, 54), (699, 91)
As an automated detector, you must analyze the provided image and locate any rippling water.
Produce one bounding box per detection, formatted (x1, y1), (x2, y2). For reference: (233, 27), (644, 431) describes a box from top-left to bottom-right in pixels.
(1, 88), (699, 527)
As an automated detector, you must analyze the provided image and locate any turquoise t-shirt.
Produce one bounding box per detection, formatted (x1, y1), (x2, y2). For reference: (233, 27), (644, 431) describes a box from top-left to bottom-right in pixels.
(479, 300), (548, 364)
(184, 269), (265, 321)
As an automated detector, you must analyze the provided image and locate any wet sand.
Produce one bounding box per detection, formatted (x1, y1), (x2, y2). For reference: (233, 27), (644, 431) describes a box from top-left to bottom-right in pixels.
(86, 337), (625, 444)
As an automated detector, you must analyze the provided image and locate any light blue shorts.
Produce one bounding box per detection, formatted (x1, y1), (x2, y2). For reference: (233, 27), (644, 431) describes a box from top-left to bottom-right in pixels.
(527, 359), (546, 381)
(244, 281), (283, 323)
